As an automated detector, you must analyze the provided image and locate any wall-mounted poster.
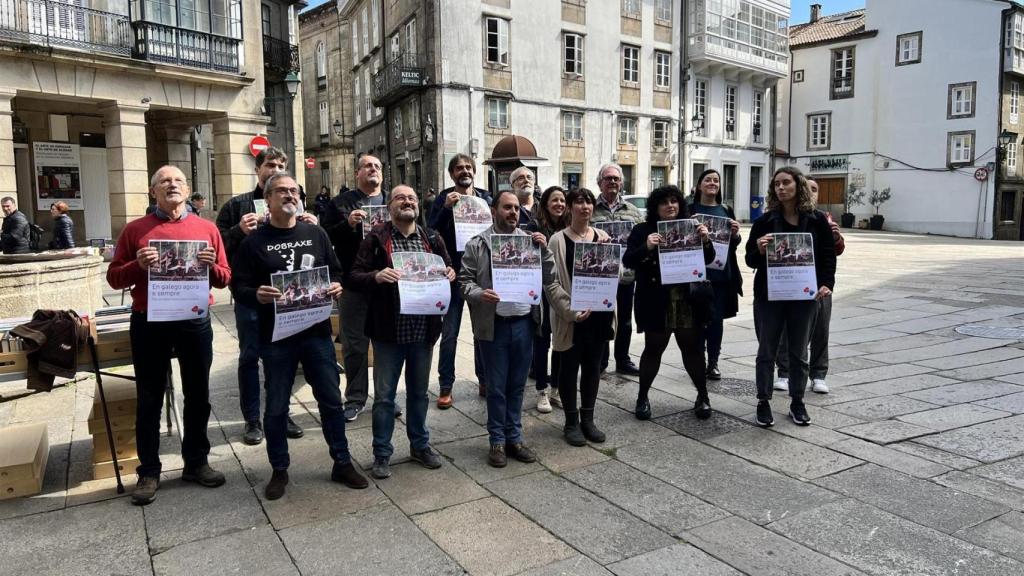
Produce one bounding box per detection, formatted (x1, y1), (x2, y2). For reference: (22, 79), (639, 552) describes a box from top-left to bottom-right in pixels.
(33, 142), (83, 210)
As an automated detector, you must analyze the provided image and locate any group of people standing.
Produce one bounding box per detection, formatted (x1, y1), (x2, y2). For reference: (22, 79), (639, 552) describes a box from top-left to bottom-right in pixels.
(107, 144), (842, 506)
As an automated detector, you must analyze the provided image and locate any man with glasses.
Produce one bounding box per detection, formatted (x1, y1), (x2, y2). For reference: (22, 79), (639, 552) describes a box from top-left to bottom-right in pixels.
(591, 163), (643, 376)
(509, 166), (538, 228)
(231, 173), (367, 500)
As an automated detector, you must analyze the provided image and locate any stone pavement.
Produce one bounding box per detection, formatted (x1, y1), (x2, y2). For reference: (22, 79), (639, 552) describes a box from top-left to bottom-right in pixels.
(2, 227), (1024, 576)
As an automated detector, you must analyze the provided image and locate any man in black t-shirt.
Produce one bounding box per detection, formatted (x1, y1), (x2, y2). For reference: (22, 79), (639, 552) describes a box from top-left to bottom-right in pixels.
(231, 173), (367, 501)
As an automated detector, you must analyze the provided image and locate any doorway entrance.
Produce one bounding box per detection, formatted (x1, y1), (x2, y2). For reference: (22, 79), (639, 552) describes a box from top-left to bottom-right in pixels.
(813, 176), (846, 218)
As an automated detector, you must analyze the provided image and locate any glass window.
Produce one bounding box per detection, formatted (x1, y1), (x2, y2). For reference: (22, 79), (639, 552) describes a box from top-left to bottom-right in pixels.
(650, 166), (667, 190)
(808, 113), (830, 150)
(364, 69), (372, 119)
(485, 17), (509, 65)
(949, 132), (973, 164)
(896, 31), (922, 65)
(652, 121), (669, 149)
(622, 45), (639, 83)
(1012, 81), (1020, 118)
(1008, 142), (1018, 176)
(831, 47), (855, 99)
(318, 101), (329, 136)
(351, 19), (359, 63)
(656, 0), (671, 22)
(487, 98), (509, 129)
(405, 19), (416, 55)
(564, 33), (584, 76)
(562, 112), (583, 141)
(948, 82), (976, 118)
(694, 78), (707, 137)
(353, 76), (361, 125)
(361, 7), (368, 55)
(618, 117), (637, 146)
(316, 41), (326, 79)
(724, 84), (737, 140)
(622, 0), (640, 17)
(261, 4), (270, 36)
(655, 51), (671, 88)
(371, 0), (379, 45)
(753, 90), (764, 144)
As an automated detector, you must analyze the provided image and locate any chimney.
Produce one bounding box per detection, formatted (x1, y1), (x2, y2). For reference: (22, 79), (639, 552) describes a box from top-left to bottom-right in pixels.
(810, 4), (822, 23)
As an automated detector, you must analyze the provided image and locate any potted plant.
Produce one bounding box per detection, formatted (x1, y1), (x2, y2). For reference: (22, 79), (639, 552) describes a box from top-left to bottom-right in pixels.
(867, 187), (891, 230)
(842, 184), (865, 228)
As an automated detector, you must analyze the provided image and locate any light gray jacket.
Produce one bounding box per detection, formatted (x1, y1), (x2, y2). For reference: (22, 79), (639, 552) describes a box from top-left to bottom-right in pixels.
(459, 225), (557, 342)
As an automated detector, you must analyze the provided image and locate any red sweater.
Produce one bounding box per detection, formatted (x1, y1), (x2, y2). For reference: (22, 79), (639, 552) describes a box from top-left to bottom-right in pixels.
(107, 213), (231, 312)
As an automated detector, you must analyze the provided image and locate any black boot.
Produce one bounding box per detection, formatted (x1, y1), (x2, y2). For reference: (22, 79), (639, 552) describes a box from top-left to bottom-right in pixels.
(635, 393), (652, 421)
(563, 411), (586, 446)
(579, 409), (606, 443)
(694, 394), (712, 420)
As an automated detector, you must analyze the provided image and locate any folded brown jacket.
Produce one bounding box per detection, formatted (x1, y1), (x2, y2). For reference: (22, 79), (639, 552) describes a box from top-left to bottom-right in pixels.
(11, 309), (90, 392)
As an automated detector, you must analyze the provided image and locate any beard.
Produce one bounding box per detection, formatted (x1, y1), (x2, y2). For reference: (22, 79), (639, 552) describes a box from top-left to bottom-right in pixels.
(394, 207), (418, 222)
(281, 203), (298, 216)
(457, 176), (474, 188)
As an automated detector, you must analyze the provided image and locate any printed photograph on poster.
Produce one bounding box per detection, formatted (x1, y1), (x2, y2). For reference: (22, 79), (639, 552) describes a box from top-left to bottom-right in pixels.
(270, 265), (334, 341)
(592, 221), (634, 246)
(361, 205), (391, 237)
(695, 214), (732, 270)
(454, 195), (492, 251)
(147, 240), (210, 322)
(33, 142), (84, 210)
(253, 199), (268, 221)
(392, 251), (451, 315)
(657, 219), (706, 284)
(767, 232), (818, 301)
(490, 234), (542, 304)
(570, 242), (620, 312)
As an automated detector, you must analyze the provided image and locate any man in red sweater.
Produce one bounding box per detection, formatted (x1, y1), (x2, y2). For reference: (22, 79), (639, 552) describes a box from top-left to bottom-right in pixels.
(107, 165), (231, 506)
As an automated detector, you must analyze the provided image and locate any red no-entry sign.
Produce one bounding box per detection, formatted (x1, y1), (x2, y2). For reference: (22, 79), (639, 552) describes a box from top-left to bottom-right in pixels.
(305, 157), (316, 169)
(249, 135), (271, 157)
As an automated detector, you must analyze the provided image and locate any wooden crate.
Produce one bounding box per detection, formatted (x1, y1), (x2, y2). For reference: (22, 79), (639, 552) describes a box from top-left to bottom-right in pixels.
(91, 432), (138, 463)
(0, 422), (48, 500)
(87, 405), (135, 435)
(93, 456), (140, 480)
(331, 314), (373, 367)
(0, 350), (28, 376)
(92, 379), (136, 418)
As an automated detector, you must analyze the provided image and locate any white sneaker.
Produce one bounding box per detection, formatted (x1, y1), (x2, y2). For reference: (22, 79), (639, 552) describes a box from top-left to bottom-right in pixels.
(536, 390), (553, 413)
(773, 377), (789, 392)
(549, 387), (562, 408)
(812, 379), (829, 394)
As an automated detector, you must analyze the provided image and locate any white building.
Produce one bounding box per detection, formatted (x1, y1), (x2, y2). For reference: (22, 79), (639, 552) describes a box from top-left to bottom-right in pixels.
(778, 0), (1012, 239)
(682, 0), (792, 221)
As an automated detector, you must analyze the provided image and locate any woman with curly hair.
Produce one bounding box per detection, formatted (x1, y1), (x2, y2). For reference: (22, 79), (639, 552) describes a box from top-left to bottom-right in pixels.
(623, 185), (715, 420)
(744, 166), (836, 428)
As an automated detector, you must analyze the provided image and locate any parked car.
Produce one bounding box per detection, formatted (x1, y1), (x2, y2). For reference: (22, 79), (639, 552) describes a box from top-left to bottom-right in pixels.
(623, 195), (647, 210)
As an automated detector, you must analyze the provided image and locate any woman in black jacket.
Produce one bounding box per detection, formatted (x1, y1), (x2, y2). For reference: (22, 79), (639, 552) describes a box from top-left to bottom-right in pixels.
(623, 185), (715, 421)
(49, 201), (74, 249)
(744, 166), (836, 428)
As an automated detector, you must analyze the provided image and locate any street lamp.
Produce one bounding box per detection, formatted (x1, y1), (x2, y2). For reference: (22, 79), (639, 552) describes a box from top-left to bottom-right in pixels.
(333, 119), (343, 138)
(684, 113), (705, 136)
(284, 71), (300, 98)
(999, 129), (1017, 150)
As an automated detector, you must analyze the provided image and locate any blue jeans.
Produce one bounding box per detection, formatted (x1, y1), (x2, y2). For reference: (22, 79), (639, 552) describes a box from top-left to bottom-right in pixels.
(479, 316), (533, 446)
(438, 283), (486, 392)
(234, 301), (262, 423)
(371, 339), (434, 459)
(703, 280), (730, 365)
(261, 333), (351, 470)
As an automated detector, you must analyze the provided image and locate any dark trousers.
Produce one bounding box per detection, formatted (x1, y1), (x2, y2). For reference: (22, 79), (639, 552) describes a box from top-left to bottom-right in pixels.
(560, 334), (605, 415)
(753, 299), (816, 401)
(234, 301), (262, 423)
(702, 280), (731, 365)
(130, 313), (213, 478)
(777, 295), (832, 380)
(438, 283), (486, 392)
(340, 290), (371, 408)
(639, 328), (707, 398)
(531, 296), (559, 392)
(602, 281), (635, 368)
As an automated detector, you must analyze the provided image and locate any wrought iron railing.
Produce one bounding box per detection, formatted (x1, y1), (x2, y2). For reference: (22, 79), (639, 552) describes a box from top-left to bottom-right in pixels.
(262, 33), (298, 76)
(372, 52), (423, 105)
(0, 0), (132, 56)
(133, 20), (239, 73)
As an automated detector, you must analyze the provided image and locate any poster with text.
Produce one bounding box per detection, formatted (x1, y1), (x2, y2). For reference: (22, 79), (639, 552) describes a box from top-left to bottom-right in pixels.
(454, 195), (492, 251)
(695, 214), (732, 270)
(570, 242), (620, 312)
(271, 266), (334, 341)
(392, 251), (451, 315)
(767, 233), (818, 301)
(490, 234), (542, 305)
(147, 240), (209, 322)
(362, 205), (391, 237)
(657, 219), (706, 284)
(33, 142), (83, 210)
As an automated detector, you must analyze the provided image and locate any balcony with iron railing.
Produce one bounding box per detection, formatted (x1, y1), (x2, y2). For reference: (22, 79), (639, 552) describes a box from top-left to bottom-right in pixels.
(263, 33), (298, 78)
(0, 0), (242, 73)
(372, 52), (424, 107)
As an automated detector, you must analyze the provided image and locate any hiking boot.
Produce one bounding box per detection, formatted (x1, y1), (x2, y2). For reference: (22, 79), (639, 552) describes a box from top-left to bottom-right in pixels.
(332, 461), (369, 489)
(286, 416), (304, 439)
(790, 401), (811, 426)
(488, 444), (507, 468)
(242, 421), (264, 445)
(505, 442), (537, 463)
(410, 446), (443, 469)
(131, 476), (159, 506)
(756, 400), (775, 427)
(563, 411), (586, 446)
(437, 392), (454, 409)
(634, 396), (652, 421)
(264, 470), (289, 500)
(536, 390), (552, 413)
(371, 456), (391, 479)
(580, 410), (606, 443)
(811, 379), (830, 394)
(181, 464), (226, 487)
(343, 405), (363, 422)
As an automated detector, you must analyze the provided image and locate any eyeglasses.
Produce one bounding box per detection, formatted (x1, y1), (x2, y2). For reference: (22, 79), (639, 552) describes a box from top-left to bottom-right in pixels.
(271, 187), (300, 197)
(601, 176), (622, 183)
(390, 195), (418, 204)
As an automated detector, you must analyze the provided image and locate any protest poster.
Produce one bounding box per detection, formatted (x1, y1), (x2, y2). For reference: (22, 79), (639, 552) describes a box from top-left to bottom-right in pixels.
(592, 221), (634, 246)
(361, 205), (390, 237)
(570, 242), (620, 312)
(453, 195), (492, 251)
(33, 142), (83, 210)
(695, 213), (732, 270)
(270, 266), (334, 341)
(767, 233), (818, 301)
(147, 240), (209, 322)
(392, 251), (451, 315)
(657, 219), (706, 284)
(490, 234), (542, 305)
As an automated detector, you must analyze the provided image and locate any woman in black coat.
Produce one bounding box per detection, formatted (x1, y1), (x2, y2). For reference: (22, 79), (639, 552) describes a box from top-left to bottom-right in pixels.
(744, 166), (836, 428)
(49, 201), (74, 249)
(623, 185), (715, 421)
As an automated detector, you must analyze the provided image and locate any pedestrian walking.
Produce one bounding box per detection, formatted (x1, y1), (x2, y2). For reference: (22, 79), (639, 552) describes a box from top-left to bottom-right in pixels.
(1, 196), (31, 254)
(48, 201), (75, 249)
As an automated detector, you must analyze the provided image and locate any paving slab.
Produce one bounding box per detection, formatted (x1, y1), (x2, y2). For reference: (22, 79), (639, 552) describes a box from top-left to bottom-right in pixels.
(902, 380), (1024, 406)
(828, 395), (939, 421)
(956, 512), (1024, 563)
(684, 516), (865, 576)
(535, 400), (677, 449)
(914, 414), (1024, 463)
(414, 497), (575, 576)
(436, 435), (544, 484)
(996, 372), (1024, 385)
(939, 359), (1024, 381)
(813, 464), (1008, 533)
(279, 502), (463, 576)
(616, 435), (842, 525)
(829, 438), (952, 478)
(374, 460), (489, 515)
(971, 455), (1024, 490)
(826, 363), (933, 387)
(596, 378), (693, 418)
(518, 414), (610, 473)
(0, 498), (152, 576)
(837, 420), (934, 444)
(424, 400), (489, 444)
(562, 460), (730, 536)
(606, 543), (743, 576)
(770, 499), (1024, 576)
(706, 428), (862, 480)
(888, 441), (981, 470)
(152, 525), (298, 576)
(487, 470), (676, 564)
(516, 556), (613, 576)
(914, 347), (1024, 370)
(972, 391), (1024, 414)
(850, 373), (961, 397)
(863, 337), (1013, 364)
(829, 327), (908, 345)
(733, 410), (852, 446)
(896, 404), (1012, 431)
(845, 333), (954, 354)
(884, 315), (975, 333)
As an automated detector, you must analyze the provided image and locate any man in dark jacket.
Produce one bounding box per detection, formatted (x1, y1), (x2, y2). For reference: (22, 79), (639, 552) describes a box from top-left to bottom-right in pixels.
(428, 154), (492, 408)
(215, 146), (309, 444)
(1, 196), (31, 254)
(320, 154), (385, 422)
(350, 185), (455, 480)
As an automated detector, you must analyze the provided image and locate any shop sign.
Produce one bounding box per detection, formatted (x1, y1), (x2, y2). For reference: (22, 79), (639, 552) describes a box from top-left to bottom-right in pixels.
(809, 155), (849, 172)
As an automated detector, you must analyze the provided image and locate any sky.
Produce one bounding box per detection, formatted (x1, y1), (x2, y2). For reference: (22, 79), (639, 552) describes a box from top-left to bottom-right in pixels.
(789, 0), (865, 24)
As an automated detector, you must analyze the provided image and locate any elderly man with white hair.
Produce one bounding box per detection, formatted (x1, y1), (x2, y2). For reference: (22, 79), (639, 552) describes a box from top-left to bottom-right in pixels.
(509, 166), (538, 228)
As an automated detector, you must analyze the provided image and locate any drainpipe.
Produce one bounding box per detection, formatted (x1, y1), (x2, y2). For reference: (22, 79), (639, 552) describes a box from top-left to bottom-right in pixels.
(677, 0), (688, 189)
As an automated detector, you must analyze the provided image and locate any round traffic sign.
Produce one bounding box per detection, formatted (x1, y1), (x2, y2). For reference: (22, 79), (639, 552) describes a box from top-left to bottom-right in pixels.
(973, 167), (989, 182)
(248, 135), (271, 157)
(305, 157), (316, 169)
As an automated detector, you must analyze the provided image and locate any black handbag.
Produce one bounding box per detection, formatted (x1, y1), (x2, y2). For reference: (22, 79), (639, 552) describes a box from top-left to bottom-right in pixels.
(685, 280), (715, 312)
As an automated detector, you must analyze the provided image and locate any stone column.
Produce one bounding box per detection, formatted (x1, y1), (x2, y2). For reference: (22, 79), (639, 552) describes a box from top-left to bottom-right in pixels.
(0, 90), (17, 199)
(212, 114), (267, 208)
(100, 102), (149, 240)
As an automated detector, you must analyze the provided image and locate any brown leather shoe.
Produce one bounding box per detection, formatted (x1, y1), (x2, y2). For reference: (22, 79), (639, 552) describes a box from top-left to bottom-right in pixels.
(505, 442), (537, 463)
(437, 392), (453, 409)
(487, 444), (507, 468)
